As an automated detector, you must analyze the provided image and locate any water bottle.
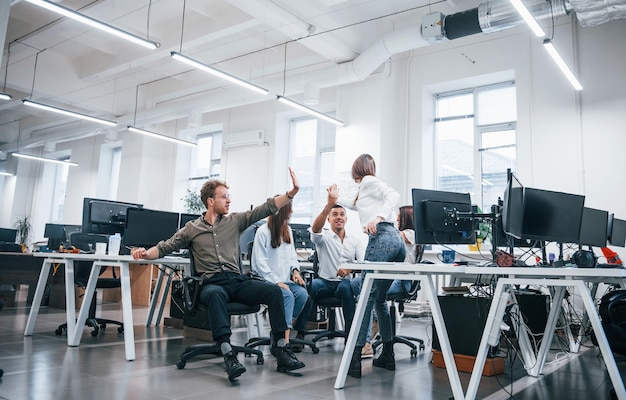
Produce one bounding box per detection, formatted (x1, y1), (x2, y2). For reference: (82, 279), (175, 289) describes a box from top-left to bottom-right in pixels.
(108, 233), (121, 255)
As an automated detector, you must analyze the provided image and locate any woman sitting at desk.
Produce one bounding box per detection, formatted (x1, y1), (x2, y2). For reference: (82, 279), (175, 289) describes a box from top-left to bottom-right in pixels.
(251, 202), (311, 352)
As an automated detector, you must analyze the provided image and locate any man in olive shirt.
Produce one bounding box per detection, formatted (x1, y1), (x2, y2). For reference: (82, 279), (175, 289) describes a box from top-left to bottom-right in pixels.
(132, 168), (304, 381)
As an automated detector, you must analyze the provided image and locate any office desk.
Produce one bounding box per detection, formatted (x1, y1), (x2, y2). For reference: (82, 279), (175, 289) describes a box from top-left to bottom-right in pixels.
(463, 266), (626, 400)
(25, 253), (189, 361)
(0, 252), (45, 306)
(333, 262), (468, 400)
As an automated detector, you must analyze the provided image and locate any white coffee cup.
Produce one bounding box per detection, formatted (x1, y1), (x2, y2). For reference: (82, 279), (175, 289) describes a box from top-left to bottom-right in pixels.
(95, 242), (107, 255)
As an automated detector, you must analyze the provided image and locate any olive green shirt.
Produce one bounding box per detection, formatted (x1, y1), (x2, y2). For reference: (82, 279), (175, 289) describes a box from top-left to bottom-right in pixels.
(156, 197), (278, 279)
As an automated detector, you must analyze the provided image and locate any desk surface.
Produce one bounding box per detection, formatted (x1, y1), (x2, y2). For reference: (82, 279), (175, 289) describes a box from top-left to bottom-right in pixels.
(32, 252), (190, 265)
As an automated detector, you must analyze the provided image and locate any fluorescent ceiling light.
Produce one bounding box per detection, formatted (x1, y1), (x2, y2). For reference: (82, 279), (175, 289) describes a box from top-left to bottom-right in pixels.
(13, 152), (78, 166)
(170, 51), (269, 96)
(22, 99), (118, 127)
(0, 93), (12, 101)
(127, 126), (197, 147)
(25, 0), (159, 50)
(543, 39), (583, 91)
(0, 171), (14, 176)
(276, 95), (344, 127)
(510, 0), (545, 37)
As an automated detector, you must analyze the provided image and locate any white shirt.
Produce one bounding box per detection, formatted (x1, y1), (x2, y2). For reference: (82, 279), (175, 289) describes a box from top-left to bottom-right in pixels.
(338, 175), (400, 227)
(402, 228), (418, 263)
(310, 228), (366, 281)
(251, 223), (299, 284)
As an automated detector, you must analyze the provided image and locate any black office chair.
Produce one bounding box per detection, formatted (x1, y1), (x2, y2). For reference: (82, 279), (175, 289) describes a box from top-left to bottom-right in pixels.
(176, 252), (267, 369)
(55, 232), (124, 337)
(303, 252), (347, 344)
(594, 290), (626, 400)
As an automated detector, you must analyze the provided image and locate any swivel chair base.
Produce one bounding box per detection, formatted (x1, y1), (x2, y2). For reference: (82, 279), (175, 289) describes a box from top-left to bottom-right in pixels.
(176, 343), (265, 369)
(55, 290), (124, 337)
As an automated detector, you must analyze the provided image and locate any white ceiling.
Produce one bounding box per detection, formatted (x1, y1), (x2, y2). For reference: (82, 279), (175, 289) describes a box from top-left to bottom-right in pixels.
(1, 0), (620, 156)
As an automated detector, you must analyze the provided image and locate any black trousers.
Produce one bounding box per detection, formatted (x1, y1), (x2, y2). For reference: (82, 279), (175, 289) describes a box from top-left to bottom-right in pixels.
(198, 271), (288, 343)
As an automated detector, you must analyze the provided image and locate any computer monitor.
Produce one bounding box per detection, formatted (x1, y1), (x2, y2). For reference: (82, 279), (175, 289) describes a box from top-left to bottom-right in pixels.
(502, 169), (525, 239)
(179, 213), (200, 229)
(291, 223), (314, 249)
(520, 188), (585, 244)
(81, 198), (143, 235)
(123, 208), (180, 249)
(412, 188), (475, 245)
(0, 227), (17, 243)
(608, 216), (626, 247)
(578, 207), (609, 248)
(44, 223), (66, 250)
(64, 224), (82, 238)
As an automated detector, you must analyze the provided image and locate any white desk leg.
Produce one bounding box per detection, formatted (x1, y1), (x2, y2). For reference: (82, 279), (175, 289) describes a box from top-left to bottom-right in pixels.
(120, 262), (136, 361)
(422, 275), (465, 400)
(146, 264), (165, 326)
(68, 262), (100, 346)
(24, 260), (53, 336)
(576, 280), (626, 400)
(334, 273), (373, 389)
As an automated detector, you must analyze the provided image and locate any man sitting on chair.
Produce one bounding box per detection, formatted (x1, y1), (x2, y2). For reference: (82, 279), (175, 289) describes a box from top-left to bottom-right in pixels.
(131, 168), (305, 382)
(310, 184), (365, 341)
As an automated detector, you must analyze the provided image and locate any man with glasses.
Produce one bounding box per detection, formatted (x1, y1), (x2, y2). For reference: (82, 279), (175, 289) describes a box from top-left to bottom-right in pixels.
(131, 168), (305, 382)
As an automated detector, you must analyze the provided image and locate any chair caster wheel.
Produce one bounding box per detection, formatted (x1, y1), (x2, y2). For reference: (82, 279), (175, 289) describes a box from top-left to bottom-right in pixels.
(411, 349), (418, 357)
(419, 344), (425, 351)
(91, 330), (99, 337)
(312, 346), (320, 354)
(55, 328), (63, 335)
(118, 327), (124, 333)
(256, 356), (264, 365)
(100, 323), (107, 330)
(176, 360), (186, 369)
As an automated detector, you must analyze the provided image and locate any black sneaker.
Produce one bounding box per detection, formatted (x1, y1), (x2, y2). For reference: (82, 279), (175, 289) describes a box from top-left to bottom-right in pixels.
(223, 351), (246, 381)
(275, 345), (305, 373)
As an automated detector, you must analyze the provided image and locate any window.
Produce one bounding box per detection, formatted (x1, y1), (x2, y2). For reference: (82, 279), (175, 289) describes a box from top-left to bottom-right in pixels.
(289, 117), (336, 224)
(187, 132), (222, 193)
(434, 82), (517, 211)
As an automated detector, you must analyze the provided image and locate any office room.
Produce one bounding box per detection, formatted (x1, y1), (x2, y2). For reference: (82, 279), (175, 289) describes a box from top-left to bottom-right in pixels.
(1, 0), (626, 399)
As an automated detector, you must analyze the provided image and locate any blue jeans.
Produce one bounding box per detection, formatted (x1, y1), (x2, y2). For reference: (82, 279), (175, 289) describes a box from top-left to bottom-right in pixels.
(280, 282), (310, 332)
(311, 277), (361, 334)
(387, 280), (411, 298)
(356, 222), (406, 347)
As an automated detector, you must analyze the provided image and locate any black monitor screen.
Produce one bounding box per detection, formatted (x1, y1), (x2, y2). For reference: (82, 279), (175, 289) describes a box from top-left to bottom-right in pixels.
(291, 223), (314, 249)
(44, 223), (65, 239)
(82, 198), (143, 235)
(502, 170), (524, 239)
(578, 207), (609, 248)
(412, 188), (475, 245)
(123, 208), (180, 249)
(0, 227), (17, 243)
(520, 188), (585, 244)
(609, 217), (626, 247)
(179, 213), (200, 229)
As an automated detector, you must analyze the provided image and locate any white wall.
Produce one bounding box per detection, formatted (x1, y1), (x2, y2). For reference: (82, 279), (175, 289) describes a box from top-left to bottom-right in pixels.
(5, 18), (626, 260)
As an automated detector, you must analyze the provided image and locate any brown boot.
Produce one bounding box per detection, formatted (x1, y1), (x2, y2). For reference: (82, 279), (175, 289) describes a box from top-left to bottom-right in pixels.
(348, 346), (363, 378)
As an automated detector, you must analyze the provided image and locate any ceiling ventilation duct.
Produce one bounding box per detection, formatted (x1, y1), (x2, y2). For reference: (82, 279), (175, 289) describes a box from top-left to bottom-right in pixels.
(569, 0), (626, 27)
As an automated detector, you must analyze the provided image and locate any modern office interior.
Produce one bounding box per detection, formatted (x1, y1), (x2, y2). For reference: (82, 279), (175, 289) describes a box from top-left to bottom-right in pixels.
(1, 0), (626, 399)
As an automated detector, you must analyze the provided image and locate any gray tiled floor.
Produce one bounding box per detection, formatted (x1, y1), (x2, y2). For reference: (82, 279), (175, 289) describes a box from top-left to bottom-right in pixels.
(0, 289), (623, 400)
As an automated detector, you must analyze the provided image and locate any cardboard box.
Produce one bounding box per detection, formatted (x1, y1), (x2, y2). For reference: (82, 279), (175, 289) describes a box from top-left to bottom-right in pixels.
(431, 350), (505, 376)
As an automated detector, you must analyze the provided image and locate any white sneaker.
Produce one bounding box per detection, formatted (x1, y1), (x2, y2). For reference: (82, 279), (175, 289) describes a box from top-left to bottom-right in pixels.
(361, 342), (374, 358)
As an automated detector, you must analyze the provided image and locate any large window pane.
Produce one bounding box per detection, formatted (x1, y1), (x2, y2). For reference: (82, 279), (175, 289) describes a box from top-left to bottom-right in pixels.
(436, 118), (474, 194)
(477, 86), (516, 125)
(436, 93), (473, 118)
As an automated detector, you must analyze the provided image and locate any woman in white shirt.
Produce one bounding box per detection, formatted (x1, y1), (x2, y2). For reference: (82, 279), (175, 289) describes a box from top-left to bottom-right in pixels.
(336, 154), (406, 378)
(251, 202), (310, 349)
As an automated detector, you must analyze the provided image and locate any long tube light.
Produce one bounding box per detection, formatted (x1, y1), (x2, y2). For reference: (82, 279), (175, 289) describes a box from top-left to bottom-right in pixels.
(127, 126), (197, 147)
(170, 51), (269, 96)
(23, 99), (118, 126)
(543, 39), (583, 91)
(0, 171), (14, 176)
(13, 152), (78, 166)
(510, 0), (545, 37)
(0, 93), (12, 101)
(276, 95), (344, 127)
(25, 0), (159, 50)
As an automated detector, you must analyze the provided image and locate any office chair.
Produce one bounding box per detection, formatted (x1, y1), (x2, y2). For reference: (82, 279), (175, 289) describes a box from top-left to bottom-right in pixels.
(176, 253), (266, 369)
(595, 290), (626, 400)
(55, 232), (124, 337)
(303, 252), (347, 344)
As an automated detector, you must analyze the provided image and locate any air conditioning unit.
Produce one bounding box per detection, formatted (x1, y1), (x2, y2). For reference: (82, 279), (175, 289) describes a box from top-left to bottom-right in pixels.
(222, 130), (265, 149)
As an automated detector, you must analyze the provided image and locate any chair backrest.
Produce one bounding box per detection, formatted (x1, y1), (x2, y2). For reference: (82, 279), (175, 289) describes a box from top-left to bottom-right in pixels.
(68, 232), (111, 286)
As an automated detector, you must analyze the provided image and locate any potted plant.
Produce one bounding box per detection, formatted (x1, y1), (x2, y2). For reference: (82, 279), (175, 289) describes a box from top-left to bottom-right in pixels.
(14, 215), (32, 253)
(182, 188), (204, 214)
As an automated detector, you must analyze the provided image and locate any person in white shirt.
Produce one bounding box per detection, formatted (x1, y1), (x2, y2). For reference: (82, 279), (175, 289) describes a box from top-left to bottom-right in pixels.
(387, 205), (421, 296)
(310, 186), (366, 343)
(252, 202), (310, 354)
(336, 154), (406, 379)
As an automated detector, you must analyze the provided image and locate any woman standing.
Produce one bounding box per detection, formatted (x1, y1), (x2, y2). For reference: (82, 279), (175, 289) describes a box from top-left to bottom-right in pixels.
(336, 154), (406, 378)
